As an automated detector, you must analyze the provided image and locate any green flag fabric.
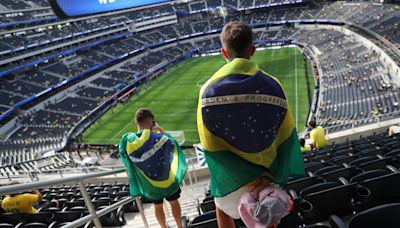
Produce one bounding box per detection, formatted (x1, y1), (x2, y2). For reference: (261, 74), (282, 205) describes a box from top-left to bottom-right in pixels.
(197, 58), (305, 197)
(119, 129), (187, 200)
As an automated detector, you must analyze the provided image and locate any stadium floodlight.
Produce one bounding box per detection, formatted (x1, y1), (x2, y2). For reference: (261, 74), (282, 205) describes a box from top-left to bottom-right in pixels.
(49, 0), (172, 18)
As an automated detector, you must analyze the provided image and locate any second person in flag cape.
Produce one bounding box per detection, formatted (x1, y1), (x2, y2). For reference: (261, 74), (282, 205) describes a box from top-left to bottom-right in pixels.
(197, 21), (305, 227)
(119, 108), (187, 228)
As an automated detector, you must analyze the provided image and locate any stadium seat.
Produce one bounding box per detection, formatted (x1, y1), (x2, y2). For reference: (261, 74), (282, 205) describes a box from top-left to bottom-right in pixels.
(314, 165), (342, 176)
(328, 155), (356, 166)
(15, 222), (48, 228)
(305, 162), (329, 173)
(350, 156), (378, 167)
(284, 176), (325, 193)
(321, 166), (360, 182)
(385, 149), (400, 158)
(92, 199), (110, 208)
(65, 201), (85, 208)
(24, 212), (53, 224)
(187, 210), (217, 228)
(41, 207), (61, 213)
(348, 203), (400, 228)
(199, 200), (215, 214)
(0, 213), (25, 225)
(53, 211), (82, 223)
(350, 169), (391, 183)
(68, 206), (89, 215)
(0, 224), (14, 228)
(353, 171), (400, 209)
(97, 205), (126, 226)
(358, 157), (391, 171)
(299, 182), (355, 224)
(278, 190), (303, 228)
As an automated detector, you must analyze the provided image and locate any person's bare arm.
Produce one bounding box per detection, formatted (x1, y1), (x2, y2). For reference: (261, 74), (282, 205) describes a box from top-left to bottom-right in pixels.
(31, 189), (42, 202)
(152, 123), (165, 134)
(310, 142), (316, 150)
(250, 173), (273, 200)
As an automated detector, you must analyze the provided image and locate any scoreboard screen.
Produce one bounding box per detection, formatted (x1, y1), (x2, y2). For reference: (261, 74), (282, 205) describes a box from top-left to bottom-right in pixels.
(49, 0), (171, 18)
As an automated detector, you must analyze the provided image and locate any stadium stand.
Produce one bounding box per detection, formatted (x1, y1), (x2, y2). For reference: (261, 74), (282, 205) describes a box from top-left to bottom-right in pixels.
(0, 0), (400, 226)
(0, 0), (399, 168)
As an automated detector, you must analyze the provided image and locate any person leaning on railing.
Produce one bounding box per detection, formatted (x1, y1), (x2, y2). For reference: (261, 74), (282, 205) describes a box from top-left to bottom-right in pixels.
(1, 181), (59, 213)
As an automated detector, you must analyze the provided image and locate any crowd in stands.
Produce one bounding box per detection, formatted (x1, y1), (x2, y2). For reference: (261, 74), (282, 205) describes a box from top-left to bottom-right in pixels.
(0, 1), (399, 167)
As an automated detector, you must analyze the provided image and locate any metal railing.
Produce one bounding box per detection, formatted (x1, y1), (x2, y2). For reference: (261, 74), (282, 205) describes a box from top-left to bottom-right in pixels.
(0, 169), (149, 228)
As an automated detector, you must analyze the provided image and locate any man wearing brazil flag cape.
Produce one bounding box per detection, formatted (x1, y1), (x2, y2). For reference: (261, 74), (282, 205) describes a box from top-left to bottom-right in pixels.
(197, 21), (305, 227)
(119, 108), (187, 228)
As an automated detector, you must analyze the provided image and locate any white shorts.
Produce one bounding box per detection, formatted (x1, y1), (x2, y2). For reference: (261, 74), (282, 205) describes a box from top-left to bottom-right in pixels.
(214, 187), (248, 219)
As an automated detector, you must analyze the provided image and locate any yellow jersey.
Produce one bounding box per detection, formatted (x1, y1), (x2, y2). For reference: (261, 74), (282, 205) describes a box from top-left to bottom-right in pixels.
(310, 126), (329, 149)
(301, 145), (312, 153)
(1, 193), (39, 213)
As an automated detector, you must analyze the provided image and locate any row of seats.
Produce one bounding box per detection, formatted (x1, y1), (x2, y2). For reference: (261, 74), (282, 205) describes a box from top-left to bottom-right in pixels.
(186, 133), (400, 227)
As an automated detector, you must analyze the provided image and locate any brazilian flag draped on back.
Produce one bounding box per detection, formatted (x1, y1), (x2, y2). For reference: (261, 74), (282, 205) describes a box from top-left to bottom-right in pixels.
(119, 129), (187, 200)
(197, 58), (305, 197)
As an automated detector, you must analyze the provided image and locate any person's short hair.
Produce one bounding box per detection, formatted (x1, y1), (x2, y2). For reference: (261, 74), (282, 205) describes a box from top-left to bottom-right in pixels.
(135, 108), (154, 123)
(308, 120), (316, 128)
(299, 138), (305, 147)
(220, 21), (253, 57)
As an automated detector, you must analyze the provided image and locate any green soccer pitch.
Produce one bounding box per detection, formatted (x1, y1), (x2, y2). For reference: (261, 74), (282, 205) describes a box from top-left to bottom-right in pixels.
(81, 47), (313, 146)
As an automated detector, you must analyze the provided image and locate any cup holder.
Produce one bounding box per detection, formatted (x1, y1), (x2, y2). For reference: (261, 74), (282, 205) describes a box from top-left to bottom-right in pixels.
(300, 200), (313, 213)
(355, 185), (371, 204)
(299, 199), (315, 220)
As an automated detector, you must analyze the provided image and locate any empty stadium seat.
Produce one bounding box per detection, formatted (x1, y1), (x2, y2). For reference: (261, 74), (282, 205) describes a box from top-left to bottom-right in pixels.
(23, 212), (53, 224)
(16, 222), (48, 228)
(284, 176), (325, 193)
(299, 182), (355, 224)
(187, 211), (217, 228)
(199, 200), (215, 214)
(321, 166), (360, 182)
(0, 213), (24, 225)
(352, 171), (400, 209)
(348, 203), (400, 228)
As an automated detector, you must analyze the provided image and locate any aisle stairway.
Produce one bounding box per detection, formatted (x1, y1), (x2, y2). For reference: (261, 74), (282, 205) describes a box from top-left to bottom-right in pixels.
(125, 180), (210, 227)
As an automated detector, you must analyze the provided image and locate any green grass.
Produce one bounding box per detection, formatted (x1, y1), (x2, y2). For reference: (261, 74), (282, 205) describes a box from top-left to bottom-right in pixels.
(81, 47), (313, 146)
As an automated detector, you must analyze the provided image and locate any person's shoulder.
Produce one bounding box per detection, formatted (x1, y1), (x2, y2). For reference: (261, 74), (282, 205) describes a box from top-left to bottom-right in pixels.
(18, 193), (38, 200)
(121, 132), (139, 141)
(259, 70), (285, 88)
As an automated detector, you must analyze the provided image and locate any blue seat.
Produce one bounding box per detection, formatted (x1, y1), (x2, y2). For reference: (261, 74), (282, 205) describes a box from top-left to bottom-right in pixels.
(349, 203), (400, 228)
(300, 182), (355, 224)
(188, 211), (217, 228)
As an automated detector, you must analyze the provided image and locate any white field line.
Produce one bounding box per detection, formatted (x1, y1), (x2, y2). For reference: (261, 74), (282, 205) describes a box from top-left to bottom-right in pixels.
(294, 48), (299, 130)
(111, 122), (134, 140)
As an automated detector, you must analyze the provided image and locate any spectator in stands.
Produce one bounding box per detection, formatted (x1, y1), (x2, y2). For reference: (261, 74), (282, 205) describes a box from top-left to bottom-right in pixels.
(388, 125), (400, 137)
(119, 108), (187, 228)
(308, 120), (329, 149)
(1, 181), (58, 213)
(299, 138), (312, 152)
(197, 21), (304, 228)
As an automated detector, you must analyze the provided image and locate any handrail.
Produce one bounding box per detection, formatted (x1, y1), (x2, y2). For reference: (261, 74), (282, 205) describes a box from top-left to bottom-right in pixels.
(61, 196), (135, 228)
(0, 169), (126, 195)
